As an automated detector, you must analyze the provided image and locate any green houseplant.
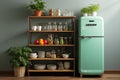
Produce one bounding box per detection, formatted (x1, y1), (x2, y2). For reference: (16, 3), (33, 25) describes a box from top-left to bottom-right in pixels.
(28, 0), (46, 16)
(80, 8), (89, 16)
(88, 4), (99, 16)
(8, 47), (32, 77)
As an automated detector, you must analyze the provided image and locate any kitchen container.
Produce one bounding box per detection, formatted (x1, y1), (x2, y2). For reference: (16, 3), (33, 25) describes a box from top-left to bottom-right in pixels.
(47, 64), (57, 70)
(34, 64), (46, 70)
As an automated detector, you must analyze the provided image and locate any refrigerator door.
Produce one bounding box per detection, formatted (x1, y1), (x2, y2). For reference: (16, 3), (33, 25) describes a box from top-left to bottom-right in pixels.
(80, 16), (104, 36)
(79, 37), (104, 75)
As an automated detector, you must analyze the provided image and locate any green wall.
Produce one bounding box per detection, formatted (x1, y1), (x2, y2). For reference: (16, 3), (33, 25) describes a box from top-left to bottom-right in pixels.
(0, 0), (120, 71)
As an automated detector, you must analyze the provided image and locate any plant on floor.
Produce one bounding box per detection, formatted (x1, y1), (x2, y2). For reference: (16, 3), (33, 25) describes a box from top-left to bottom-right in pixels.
(7, 46), (32, 77)
(28, 0), (46, 16)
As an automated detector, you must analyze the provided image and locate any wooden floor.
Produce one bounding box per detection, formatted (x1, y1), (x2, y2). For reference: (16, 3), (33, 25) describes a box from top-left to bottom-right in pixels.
(0, 74), (120, 80)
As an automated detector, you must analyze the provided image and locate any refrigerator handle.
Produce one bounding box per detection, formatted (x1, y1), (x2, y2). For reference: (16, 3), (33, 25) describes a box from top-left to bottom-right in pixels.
(81, 36), (92, 39)
(80, 36), (104, 39)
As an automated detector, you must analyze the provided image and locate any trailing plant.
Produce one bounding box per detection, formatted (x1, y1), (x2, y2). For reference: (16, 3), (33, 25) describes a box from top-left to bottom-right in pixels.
(7, 47), (32, 67)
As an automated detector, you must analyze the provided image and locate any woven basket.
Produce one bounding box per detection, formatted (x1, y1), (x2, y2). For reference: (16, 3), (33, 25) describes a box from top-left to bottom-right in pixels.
(14, 67), (25, 77)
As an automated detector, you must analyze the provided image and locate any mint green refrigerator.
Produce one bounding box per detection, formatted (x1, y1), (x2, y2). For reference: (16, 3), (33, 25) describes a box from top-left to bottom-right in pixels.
(79, 16), (104, 76)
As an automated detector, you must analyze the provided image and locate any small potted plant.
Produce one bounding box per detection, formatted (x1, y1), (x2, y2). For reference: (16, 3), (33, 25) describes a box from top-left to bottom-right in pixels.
(88, 4), (99, 16)
(28, 0), (46, 16)
(80, 8), (89, 16)
(7, 46), (32, 77)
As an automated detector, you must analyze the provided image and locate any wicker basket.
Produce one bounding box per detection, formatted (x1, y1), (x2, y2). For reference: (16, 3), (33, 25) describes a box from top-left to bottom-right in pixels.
(14, 67), (25, 77)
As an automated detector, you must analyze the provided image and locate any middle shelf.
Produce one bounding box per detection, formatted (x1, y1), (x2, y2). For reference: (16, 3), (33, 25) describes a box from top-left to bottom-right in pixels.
(28, 44), (75, 46)
(28, 58), (75, 60)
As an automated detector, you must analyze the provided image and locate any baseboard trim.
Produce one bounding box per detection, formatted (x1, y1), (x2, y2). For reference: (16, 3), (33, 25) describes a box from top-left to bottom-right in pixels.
(0, 70), (120, 76)
(0, 71), (13, 76)
(104, 70), (120, 74)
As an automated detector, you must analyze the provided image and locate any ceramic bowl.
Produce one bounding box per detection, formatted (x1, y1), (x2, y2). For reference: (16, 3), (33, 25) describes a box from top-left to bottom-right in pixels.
(47, 64), (57, 70)
(62, 54), (69, 58)
(34, 64), (46, 70)
(29, 53), (37, 58)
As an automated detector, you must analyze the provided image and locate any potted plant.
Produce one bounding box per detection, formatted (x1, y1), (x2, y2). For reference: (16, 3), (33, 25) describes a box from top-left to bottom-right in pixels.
(28, 0), (46, 16)
(88, 4), (99, 16)
(7, 47), (32, 77)
(80, 8), (89, 16)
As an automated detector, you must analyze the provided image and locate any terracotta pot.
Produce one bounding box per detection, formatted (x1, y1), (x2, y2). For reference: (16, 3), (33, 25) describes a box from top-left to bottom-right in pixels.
(34, 10), (42, 16)
(14, 66), (25, 77)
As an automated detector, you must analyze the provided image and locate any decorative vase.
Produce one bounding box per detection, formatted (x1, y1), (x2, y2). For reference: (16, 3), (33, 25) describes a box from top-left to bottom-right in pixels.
(14, 67), (25, 77)
(34, 10), (42, 16)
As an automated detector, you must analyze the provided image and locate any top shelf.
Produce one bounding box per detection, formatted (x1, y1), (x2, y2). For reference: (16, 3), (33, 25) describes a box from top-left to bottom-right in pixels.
(28, 16), (76, 19)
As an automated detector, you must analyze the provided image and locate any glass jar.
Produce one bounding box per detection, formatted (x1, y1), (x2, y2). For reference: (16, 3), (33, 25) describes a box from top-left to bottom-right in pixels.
(57, 22), (63, 31)
(49, 8), (54, 16)
(47, 22), (52, 31)
(47, 34), (54, 44)
(59, 37), (64, 45)
(52, 22), (57, 31)
(64, 37), (68, 44)
(68, 37), (72, 44)
(56, 9), (61, 16)
(54, 37), (59, 44)
(63, 22), (68, 31)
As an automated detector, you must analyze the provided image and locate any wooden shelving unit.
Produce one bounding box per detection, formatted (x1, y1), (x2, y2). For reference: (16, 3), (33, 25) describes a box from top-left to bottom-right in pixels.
(27, 16), (76, 76)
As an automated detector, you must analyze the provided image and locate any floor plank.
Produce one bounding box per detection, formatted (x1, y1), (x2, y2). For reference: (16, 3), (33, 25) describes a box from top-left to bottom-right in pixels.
(0, 74), (120, 80)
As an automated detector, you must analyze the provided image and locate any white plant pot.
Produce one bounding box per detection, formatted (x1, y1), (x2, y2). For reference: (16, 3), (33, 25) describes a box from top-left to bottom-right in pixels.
(83, 13), (88, 16)
(92, 11), (97, 16)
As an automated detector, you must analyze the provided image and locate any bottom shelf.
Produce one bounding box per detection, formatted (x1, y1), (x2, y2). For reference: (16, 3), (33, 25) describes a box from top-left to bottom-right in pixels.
(28, 69), (75, 72)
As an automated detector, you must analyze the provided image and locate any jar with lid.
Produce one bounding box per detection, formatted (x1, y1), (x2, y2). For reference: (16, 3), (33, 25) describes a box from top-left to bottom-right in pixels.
(68, 37), (73, 44)
(47, 22), (52, 31)
(56, 9), (61, 16)
(52, 22), (57, 31)
(64, 37), (68, 44)
(47, 34), (54, 44)
(63, 22), (68, 31)
(59, 37), (64, 45)
(49, 8), (54, 16)
(54, 35), (59, 44)
(51, 50), (56, 58)
(57, 22), (63, 31)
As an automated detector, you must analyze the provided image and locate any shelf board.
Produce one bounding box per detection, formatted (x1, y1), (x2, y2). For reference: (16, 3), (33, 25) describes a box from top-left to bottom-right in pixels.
(28, 16), (76, 19)
(28, 44), (75, 47)
(28, 58), (75, 60)
(28, 30), (74, 33)
(28, 69), (75, 72)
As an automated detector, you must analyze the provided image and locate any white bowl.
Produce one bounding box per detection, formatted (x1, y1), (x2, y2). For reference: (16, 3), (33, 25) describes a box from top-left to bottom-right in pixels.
(47, 64), (57, 70)
(62, 54), (69, 58)
(29, 53), (37, 58)
(34, 64), (46, 70)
